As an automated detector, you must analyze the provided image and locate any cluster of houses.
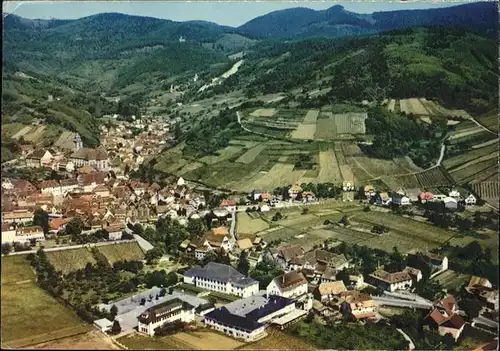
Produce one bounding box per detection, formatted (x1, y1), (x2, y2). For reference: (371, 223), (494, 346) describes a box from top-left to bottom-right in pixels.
(0, 172), (221, 247)
(365, 186), (477, 209)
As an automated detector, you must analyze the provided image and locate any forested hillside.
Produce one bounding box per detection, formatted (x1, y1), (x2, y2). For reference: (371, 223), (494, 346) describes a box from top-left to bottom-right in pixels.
(221, 27), (497, 115)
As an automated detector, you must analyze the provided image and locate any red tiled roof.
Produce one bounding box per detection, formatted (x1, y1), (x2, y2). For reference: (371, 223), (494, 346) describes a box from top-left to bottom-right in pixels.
(49, 218), (69, 230)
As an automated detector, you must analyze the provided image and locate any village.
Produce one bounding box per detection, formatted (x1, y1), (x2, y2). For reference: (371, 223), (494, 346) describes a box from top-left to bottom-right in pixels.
(1, 122), (498, 350)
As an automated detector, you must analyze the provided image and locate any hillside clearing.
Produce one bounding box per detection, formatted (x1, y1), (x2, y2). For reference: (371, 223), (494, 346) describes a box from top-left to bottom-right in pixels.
(236, 144), (266, 164)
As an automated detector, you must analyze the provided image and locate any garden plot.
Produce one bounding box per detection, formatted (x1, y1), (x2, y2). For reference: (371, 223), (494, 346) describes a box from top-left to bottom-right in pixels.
(236, 144), (266, 164)
(399, 98), (429, 115)
(250, 108), (277, 117)
(12, 126), (32, 139)
(318, 150), (343, 183)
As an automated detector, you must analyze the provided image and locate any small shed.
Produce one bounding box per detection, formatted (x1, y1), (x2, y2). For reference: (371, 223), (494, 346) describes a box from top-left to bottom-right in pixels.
(93, 318), (113, 332)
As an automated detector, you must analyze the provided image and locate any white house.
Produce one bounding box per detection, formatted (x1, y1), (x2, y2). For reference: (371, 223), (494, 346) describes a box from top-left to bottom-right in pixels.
(391, 194), (411, 206)
(368, 269), (412, 292)
(449, 189), (461, 199)
(15, 225), (45, 244)
(260, 204), (271, 212)
(137, 298), (196, 336)
(266, 271), (308, 299)
(1, 223), (17, 244)
(184, 262), (259, 298)
(177, 177), (185, 187)
(465, 194), (476, 206)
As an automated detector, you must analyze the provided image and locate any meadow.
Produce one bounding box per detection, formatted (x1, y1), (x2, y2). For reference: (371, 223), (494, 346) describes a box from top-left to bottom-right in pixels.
(1, 256), (90, 348)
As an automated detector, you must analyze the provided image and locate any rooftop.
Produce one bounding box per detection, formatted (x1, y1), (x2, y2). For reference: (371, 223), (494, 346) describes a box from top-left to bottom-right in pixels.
(185, 262), (257, 288)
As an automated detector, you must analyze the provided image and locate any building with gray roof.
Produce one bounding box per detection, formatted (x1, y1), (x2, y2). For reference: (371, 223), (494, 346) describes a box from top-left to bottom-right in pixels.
(184, 262), (259, 298)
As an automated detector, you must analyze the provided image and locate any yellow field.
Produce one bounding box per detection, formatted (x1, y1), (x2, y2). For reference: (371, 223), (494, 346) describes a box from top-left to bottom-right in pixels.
(236, 144), (266, 164)
(12, 125), (32, 139)
(318, 150), (342, 183)
(54, 131), (75, 150)
(236, 212), (270, 235)
(29, 330), (119, 350)
(250, 108), (277, 117)
(250, 163), (306, 191)
(290, 123), (316, 140)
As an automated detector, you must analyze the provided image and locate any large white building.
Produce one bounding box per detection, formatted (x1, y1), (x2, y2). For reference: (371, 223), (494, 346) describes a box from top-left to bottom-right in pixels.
(184, 262), (259, 298)
(69, 133), (109, 171)
(203, 294), (298, 341)
(368, 269), (412, 292)
(137, 298), (196, 336)
(266, 271), (308, 299)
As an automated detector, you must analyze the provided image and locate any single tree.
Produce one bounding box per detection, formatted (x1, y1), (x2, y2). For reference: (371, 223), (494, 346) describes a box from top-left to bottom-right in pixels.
(236, 251), (250, 276)
(110, 305), (118, 319)
(111, 320), (121, 334)
(1, 243), (11, 255)
(33, 208), (50, 234)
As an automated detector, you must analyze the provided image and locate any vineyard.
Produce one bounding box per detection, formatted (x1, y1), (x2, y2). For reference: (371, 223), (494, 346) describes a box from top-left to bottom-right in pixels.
(97, 242), (146, 265)
(47, 248), (97, 275)
(472, 182), (499, 202)
(415, 166), (455, 188)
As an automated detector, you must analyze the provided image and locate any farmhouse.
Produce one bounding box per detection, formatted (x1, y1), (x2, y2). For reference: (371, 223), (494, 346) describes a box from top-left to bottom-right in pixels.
(368, 269), (412, 292)
(137, 298), (196, 337)
(364, 185), (376, 198)
(203, 294), (298, 341)
(342, 180), (355, 192)
(289, 183), (303, 199)
(425, 295), (466, 341)
(391, 194), (411, 206)
(419, 192), (435, 203)
(220, 199), (236, 212)
(403, 266), (423, 282)
(315, 281), (347, 303)
(26, 150), (53, 168)
(374, 192), (391, 206)
(184, 262), (259, 298)
(408, 251), (448, 275)
(449, 189), (461, 199)
(266, 271), (308, 299)
(93, 318), (114, 333)
(339, 291), (377, 320)
(406, 188), (421, 203)
(465, 194), (477, 206)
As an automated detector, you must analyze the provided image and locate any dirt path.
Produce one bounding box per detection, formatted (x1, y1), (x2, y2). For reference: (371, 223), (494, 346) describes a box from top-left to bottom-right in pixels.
(350, 156), (375, 178)
(469, 117), (497, 135)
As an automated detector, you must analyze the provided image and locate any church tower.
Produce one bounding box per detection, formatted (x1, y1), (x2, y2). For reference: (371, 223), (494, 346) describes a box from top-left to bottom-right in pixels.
(74, 133), (83, 150)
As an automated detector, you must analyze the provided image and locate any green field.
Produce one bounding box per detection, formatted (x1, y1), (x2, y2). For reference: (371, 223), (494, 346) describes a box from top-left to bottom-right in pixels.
(431, 269), (471, 291)
(236, 212), (270, 235)
(1, 256), (90, 348)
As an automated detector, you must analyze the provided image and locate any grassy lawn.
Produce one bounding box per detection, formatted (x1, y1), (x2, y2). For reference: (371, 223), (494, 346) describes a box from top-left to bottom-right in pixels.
(1, 256), (91, 348)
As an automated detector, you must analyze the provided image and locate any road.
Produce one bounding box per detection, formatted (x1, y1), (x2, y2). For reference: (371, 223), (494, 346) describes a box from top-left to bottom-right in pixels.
(396, 328), (415, 350)
(372, 296), (433, 309)
(236, 200), (323, 213)
(383, 291), (433, 305)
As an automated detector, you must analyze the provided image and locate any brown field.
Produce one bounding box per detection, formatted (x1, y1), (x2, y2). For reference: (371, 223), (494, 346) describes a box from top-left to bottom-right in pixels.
(1, 256), (90, 348)
(416, 166), (455, 188)
(97, 242), (145, 265)
(236, 144), (266, 164)
(318, 149), (343, 183)
(239, 329), (316, 350)
(236, 212), (270, 235)
(119, 330), (243, 350)
(200, 145), (243, 165)
(291, 124), (317, 140)
(349, 156), (406, 179)
(314, 118), (337, 140)
(30, 330), (119, 350)
(399, 98), (429, 115)
(250, 108), (277, 117)
(382, 174), (421, 190)
(47, 248), (97, 275)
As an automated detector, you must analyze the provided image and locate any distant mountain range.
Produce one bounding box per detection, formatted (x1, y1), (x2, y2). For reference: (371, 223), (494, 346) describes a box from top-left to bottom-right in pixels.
(237, 2), (498, 39)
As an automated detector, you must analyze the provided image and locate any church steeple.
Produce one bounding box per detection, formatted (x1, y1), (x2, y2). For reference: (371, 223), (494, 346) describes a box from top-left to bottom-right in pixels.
(74, 133), (83, 150)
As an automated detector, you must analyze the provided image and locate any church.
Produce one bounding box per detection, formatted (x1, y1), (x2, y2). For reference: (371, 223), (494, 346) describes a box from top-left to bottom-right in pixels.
(69, 133), (109, 171)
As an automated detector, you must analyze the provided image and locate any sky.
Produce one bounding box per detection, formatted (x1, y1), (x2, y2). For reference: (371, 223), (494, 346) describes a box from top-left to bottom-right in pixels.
(3, 1), (472, 27)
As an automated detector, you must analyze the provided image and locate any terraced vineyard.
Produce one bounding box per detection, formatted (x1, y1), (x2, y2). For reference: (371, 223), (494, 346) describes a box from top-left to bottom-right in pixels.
(47, 248), (97, 275)
(472, 182), (499, 203)
(97, 242), (145, 265)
